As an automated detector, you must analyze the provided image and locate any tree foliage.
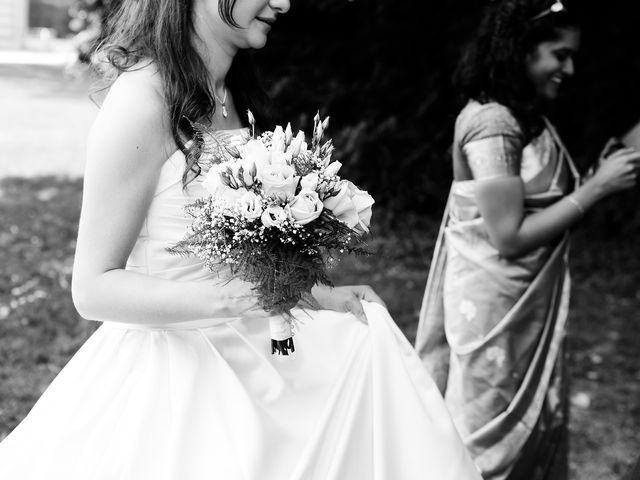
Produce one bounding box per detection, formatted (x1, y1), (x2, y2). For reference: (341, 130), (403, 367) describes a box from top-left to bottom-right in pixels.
(257, 0), (640, 213)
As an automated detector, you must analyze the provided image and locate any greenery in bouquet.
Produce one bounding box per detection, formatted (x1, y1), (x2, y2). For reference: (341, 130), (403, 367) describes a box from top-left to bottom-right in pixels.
(170, 112), (374, 354)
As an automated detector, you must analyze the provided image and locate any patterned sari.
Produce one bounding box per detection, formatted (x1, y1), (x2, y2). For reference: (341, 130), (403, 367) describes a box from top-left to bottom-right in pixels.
(415, 101), (580, 480)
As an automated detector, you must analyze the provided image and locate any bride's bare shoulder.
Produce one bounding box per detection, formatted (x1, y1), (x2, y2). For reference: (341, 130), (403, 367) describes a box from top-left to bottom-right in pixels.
(89, 62), (174, 164)
(99, 62), (166, 122)
(109, 62), (162, 100)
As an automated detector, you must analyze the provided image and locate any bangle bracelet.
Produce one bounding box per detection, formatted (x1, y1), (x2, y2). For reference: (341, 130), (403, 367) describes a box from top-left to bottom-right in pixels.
(567, 195), (585, 217)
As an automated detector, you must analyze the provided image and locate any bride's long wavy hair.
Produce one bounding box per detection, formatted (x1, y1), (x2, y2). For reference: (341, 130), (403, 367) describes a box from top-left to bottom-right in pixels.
(94, 0), (271, 185)
(454, 0), (579, 141)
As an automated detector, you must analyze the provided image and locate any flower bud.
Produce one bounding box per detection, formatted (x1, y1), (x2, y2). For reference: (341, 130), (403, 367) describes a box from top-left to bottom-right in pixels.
(219, 170), (233, 188)
(288, 131), (305, 157)
(272, 125), (285, 153)
(238, 158), (256, 187)
(323, 161), (342, 178)
(284, 123), (293, 145)
(226, 145), (241, 159)
(227, 166), (242, 189)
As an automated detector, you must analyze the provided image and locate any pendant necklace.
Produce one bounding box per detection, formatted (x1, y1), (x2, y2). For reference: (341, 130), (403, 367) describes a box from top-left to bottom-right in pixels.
(214, 86), (228, 118)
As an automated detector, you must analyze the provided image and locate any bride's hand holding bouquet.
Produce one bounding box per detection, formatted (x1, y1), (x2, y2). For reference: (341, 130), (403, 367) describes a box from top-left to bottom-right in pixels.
(171, 112), (377, 354)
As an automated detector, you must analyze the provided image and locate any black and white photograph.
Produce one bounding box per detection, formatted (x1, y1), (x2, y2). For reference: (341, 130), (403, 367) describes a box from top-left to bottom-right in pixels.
(1, 0), (639, 479)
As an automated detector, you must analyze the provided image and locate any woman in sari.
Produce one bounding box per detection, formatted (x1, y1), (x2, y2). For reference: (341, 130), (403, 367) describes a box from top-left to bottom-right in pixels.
(415, 1), (640, 479)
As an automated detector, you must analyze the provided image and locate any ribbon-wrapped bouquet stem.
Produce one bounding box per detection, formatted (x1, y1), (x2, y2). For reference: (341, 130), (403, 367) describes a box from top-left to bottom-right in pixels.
(170, 112), (374, 355)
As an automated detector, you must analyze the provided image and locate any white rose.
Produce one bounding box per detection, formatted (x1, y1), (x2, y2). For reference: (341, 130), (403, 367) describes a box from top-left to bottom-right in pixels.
(260, 205), (290, 228)
(242, 139), (271, 173)
(258, 164), (300, 201)
(223, 187), (249, 206)
(300, 172), (319, 191)
(238, 191), (263, 220)
(289, 190), (324, 225)
(323, 181), (359, 228)
(201, 164), (226, 197)
(323, 180), (374, 232)
(349, 185), (374, 233)
(216, 186), (248, 206)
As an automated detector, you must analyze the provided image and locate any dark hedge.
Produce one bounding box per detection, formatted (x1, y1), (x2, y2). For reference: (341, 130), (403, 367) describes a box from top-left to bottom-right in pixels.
(256, 0), (640, 214)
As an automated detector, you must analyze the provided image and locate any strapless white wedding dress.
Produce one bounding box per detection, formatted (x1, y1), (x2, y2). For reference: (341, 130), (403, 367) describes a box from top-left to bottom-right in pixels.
(0, 130), (480, 479)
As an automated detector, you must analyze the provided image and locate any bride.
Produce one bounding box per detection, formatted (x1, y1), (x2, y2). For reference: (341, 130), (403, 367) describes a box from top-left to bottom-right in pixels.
(0, 0), (480, 478)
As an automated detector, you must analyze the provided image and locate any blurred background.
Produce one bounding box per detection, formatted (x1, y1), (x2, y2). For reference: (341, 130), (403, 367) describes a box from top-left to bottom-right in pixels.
(1, 0), (639, 478)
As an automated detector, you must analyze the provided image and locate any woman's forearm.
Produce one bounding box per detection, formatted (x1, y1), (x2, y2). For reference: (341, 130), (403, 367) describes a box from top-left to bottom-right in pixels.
(508, 148), (640, 257)
(477, 177), (605, 259)
(502, 182), (598, 257)
(72, 269), (260, 324)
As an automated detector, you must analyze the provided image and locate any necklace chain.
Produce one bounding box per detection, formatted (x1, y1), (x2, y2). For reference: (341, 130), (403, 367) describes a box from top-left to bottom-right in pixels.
(214, 86), (228, 118)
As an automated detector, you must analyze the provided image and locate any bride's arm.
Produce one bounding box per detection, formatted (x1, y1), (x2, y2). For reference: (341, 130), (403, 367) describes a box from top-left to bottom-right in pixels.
(71, 68), (257, 325)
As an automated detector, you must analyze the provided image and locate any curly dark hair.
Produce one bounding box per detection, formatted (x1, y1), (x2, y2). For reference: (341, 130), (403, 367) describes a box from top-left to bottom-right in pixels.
(454, 0), (580, 140)
(94, 0), (271, 186)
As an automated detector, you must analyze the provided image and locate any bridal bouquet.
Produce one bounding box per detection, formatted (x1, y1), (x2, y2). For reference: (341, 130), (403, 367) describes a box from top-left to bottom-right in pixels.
(170, 112), (374, 355)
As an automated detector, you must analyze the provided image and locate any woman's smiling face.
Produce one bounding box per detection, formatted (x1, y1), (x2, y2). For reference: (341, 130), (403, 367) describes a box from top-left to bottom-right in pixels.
(194, 0), (291, 52)
(525, 27), (581, 102)
(230, 0), (291, 49)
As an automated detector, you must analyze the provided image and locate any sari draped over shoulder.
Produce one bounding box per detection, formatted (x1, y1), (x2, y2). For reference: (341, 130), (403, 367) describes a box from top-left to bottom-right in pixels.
(415, 101), (580, 480)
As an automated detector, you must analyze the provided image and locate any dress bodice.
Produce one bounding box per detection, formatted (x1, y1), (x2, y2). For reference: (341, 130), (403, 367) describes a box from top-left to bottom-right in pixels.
(126, 128), (250, 284)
